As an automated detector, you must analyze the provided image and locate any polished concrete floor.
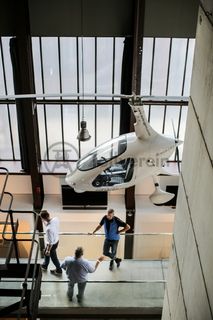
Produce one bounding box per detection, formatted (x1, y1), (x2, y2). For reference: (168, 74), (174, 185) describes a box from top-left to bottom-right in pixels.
(0, 259), (168, 317)
(0, 193), (171, 317)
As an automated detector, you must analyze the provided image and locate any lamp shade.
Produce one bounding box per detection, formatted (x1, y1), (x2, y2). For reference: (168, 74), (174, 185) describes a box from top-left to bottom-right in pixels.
(77, 120), (91, 141)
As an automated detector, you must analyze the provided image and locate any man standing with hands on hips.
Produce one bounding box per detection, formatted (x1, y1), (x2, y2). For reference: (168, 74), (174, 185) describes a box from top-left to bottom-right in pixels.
(91, 208), (130, 270)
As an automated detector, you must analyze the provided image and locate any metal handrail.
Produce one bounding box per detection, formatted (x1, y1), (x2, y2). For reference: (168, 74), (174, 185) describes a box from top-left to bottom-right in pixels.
(0, 167), (9, 207)
(0, 231), (173, 236)
(18, 211), (40, 315)
(0, 279), (166, 284)
(2, 193), (14, 239)
(0, 166), (41, 318)
(0, 168), (19, 262)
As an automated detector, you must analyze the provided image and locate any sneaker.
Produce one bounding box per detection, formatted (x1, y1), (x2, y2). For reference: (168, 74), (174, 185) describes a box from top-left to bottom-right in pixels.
(115, 258), (122, 268)
(109, 259), (114, 271)
(41, 265), (47, 271)
(50, 269), (62, 276)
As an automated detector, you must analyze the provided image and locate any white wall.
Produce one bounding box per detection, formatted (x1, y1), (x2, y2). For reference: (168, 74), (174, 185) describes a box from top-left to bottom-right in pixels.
(0, 175), (32, 194)
(0, 173), (179, 195)
(162, 6), (213, 320)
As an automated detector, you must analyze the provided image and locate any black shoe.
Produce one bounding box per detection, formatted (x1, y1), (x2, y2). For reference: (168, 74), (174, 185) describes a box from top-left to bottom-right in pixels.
(76, 294), (82, 303)
(115, 258), (122, 268)
(109, 260), (114, 271)
(67, 292), (73, 301)
(50, 269), (62, 276)
(41, 265), (47, 271)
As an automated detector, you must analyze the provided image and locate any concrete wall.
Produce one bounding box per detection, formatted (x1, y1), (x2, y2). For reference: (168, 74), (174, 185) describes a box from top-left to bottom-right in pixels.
(162, 5), (213, 320)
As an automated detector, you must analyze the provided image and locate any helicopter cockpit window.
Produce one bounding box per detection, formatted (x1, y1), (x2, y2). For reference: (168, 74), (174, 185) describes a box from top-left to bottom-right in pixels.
(77, 135), (127, 171)
(92, 158), (134, 187)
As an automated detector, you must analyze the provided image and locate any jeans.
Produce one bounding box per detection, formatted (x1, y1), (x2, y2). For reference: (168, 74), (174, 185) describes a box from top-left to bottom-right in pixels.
(103, 239), (119, 260)
(67, 281), (87, 301)
(42, 241), (61, 271)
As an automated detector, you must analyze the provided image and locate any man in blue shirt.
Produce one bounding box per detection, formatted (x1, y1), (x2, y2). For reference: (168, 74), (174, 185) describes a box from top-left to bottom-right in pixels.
(61, 247), (104, 302)
(92, 208), (130, 270)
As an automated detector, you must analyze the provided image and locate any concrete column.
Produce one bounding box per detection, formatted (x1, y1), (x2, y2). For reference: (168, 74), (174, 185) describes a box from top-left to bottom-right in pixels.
(162, 5), (213, 320)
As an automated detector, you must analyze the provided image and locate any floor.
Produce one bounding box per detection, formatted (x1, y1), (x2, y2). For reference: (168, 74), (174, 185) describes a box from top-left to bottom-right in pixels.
(0, 259), (168, 317)
(0, 194), (171, 317)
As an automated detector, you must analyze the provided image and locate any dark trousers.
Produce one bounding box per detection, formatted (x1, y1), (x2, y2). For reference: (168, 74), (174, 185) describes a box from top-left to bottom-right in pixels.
(43, 241), (61, 271)
(103, 239), (119, 260)
(67, 281), (87, 301)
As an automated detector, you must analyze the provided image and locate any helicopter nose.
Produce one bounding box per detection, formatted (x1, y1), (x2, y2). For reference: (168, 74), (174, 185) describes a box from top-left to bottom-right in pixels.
(65, 174), (76, 187)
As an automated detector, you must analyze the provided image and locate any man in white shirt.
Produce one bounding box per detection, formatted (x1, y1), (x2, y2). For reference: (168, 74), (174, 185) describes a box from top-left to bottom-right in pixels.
(61, 247), (104, 302)
(40, 210), (62, 275)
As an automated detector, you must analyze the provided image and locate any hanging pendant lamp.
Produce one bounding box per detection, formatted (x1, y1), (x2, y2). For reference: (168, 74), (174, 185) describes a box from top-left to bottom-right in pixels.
(77, 3), (91, 142)
(77, 120), (91, 141)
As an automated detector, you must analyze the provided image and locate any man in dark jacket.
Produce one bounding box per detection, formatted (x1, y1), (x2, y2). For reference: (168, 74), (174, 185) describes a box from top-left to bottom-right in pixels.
(91, 208), (130, 270)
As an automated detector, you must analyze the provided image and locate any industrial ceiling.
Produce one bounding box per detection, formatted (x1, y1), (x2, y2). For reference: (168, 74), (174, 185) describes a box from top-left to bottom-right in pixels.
(0, 0), (199, 37)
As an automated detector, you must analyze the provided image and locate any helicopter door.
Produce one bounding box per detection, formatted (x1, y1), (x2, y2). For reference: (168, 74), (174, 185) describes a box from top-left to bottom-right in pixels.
(92, 158), (134, 187)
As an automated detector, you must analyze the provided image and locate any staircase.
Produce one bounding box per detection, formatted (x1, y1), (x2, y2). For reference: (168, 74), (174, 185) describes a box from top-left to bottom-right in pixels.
(0, 167), (42, 319)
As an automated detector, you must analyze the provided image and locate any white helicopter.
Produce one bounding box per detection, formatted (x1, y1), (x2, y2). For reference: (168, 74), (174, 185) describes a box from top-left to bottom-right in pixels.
(0, 91), (183, 205)
(65, 96), (182, 205)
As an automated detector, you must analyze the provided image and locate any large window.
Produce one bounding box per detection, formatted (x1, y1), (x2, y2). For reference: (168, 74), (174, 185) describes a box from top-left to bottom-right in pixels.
(141, 37), (195, 160)
(32, 37), (124, 159)
(31, 37), (195, 163)
(0, 36), (195, 164)
(0, 37), (20, 161)
(141, 38), (195, 96)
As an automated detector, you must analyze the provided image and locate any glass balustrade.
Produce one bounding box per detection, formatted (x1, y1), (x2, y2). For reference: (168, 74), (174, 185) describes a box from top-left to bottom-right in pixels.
(0, 231), (172, 261)
(0, 230), (170, 314)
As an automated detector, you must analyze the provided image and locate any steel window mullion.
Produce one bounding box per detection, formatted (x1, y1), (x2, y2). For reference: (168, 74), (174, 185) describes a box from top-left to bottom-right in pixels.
(161, 105), (166, 134)
(162, 38), (172, 134)
(111, 37), (116, 139)
(0, 37), (15, 160)
(176, 39), (189, 139)
(175, 39), (190, 161)
(0, 38), (7, 94)
(58, 37), (65, 161)
(149, 37), (155, 95)
(165, 38), (172, 95)
(94, 37), (97, 147)
(177, 105), (183, 140)
(162, 103), (167, 134)
(181, 38), (190, 97)
(176, 38), (189, 157)
(148, 38), (155, 126)
(148, 104), (151, 123)
(39, 37), (49, 160)
(174, 105), (183, 162)
(76, 37), (81, 158)
(7, 105), (15, 160)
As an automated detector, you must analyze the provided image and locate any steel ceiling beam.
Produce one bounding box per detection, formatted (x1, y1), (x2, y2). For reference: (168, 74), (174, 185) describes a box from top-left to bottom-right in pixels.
(120, 0), (145, 259)
(11, 0), (44, 210)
